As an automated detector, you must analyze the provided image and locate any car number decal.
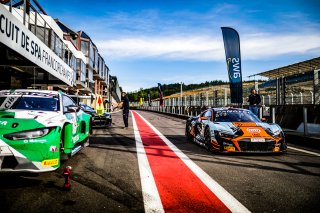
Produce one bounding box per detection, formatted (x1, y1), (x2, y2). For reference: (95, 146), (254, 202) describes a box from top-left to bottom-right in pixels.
(0, 96), (18, 109)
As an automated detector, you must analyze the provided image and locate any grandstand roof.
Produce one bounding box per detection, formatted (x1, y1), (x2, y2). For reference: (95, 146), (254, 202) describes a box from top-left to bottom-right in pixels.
(250, 57), (320, 79)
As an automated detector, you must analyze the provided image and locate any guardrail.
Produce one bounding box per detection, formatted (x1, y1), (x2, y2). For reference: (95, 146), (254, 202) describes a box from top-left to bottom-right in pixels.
(134, 104), (320, 137)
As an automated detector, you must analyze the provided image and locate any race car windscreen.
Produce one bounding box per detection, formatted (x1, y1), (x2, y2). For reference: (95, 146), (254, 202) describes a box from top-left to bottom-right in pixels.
(214, 110), (261, 122)
(0, 95), (60, 111)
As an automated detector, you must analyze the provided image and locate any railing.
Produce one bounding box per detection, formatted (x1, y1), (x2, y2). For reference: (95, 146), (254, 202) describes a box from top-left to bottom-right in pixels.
(132, 102), (319, 136)
(131, 91), (316, 109)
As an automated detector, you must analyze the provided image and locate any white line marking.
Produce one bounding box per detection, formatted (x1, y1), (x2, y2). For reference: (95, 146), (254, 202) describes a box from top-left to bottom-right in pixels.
(134, 111), (250, 213)
(131, 111), (164, 213)
(288, 146), (320, 157)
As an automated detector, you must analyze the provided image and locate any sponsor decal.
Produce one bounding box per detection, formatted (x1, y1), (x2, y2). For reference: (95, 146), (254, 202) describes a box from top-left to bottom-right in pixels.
(66, 113), (78, 134)
(49, 146), (58, 152)
(247, 128), (261, 133)
(0, 91), (56, 97)
(224, 146), (235, 152)
(72, 134), (79, 143)
(0, 96), (18, 109)
(23, 139), (46, 143)
(0, 121), (8, 125)
(227, 57), (241, 80)
(42, 158), (59, 167)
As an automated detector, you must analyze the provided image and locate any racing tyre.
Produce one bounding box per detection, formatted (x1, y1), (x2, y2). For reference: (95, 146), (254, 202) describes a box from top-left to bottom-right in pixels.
(204, 128), (214, 152)
(185, 123), (193, 142)
(60, 127), (72, 161)
(60, 138), (70, 161)
(89, 119), (93, 134)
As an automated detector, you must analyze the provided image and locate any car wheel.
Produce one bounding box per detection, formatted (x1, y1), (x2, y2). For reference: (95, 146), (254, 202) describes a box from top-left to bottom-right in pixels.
(185, 123), (193, 142)
(60, 128), (71, 161)
(204, 128), (214, 152)
(82, 136), (90, 147)
(60, 138), (69, 161)
(89, 119), (93, 134)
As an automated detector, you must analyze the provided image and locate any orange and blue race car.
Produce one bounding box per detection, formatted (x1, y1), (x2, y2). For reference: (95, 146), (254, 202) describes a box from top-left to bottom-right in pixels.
(185, 108), (287, 153)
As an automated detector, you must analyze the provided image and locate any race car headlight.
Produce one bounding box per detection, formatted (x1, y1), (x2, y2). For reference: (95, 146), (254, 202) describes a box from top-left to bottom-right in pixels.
(272, 131), (282, 139)
(218, 132), (237, 139)
(4, 128), (51, 140)
(265, 128), (282, 139)
(103, 113), (111, 118)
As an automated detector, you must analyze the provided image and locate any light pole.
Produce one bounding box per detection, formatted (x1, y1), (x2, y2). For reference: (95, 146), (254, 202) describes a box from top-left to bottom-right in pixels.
(180, 82), (183, 114)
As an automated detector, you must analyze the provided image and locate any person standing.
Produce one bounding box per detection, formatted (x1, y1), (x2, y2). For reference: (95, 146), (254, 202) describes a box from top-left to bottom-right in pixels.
(120, 92), (130, 128)
(246, 89), (261, 116)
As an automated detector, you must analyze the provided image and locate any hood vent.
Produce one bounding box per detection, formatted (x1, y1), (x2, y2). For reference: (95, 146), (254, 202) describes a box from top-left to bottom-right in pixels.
(1, 115), (14, 118)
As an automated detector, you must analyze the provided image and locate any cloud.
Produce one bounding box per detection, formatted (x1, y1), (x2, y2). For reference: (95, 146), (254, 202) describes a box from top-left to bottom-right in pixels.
(97, 36), (224, 61)
(96, 33), (320, 62)
(242, 33), (320, 59)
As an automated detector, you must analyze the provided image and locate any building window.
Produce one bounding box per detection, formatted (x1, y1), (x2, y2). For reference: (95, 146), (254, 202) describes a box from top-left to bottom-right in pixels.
(99, 57), (104, 78)
(71, 37), (78, 49)
(51, 33), (55, 52)
(64, 49), (69, 64)
(97, 55), (100, 73)
(90, 43), (94, 68)
(81, 61), (86, 82)
(88, 67), (94, 83)
(55, 37), (62, 58)
(81, 40), (89, 57)
(95, 50), (98, 71)
(76, 59), (86, 83)
(69, 54), (76, 71)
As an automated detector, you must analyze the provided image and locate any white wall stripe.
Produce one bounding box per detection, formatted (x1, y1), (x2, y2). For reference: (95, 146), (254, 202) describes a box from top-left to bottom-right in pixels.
(134, 111), (250, 213)
(131, 111), (165, 213)
(288, 146), (320, 157)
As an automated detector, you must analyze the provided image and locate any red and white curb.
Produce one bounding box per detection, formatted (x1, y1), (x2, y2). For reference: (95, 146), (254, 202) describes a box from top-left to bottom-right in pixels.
(131, 110), (250, 213)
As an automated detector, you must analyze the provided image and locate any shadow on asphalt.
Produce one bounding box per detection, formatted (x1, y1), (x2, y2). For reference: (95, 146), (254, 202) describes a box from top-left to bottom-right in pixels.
(89, 133), (320, 178)
(0, 174), (41, 188)
(0, 173), (67, 191)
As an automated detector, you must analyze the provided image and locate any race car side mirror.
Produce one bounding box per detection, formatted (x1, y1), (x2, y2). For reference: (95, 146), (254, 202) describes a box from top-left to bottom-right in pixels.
(261, 117), (267, 122)
(200, 117), (208, 120)
(66, 105), (80, 113)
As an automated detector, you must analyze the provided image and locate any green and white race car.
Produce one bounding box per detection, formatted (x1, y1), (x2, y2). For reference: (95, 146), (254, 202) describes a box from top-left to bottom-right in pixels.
(0, 89), (92, 173)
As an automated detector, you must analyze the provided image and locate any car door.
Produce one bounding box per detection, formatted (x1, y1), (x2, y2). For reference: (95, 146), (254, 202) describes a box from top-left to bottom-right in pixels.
(200, 110), (212, 137)
(62, 95), (80, 143)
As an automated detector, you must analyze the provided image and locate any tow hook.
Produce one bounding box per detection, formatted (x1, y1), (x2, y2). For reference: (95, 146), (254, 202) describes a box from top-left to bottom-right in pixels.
(62, 166), (72, 190)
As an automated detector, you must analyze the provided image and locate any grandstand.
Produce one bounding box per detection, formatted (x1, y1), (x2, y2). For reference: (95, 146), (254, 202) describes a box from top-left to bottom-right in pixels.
(251, 57), (320, 105)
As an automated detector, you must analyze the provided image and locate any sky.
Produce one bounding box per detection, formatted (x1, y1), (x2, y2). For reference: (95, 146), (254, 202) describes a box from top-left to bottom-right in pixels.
(39, 0), (320, 92)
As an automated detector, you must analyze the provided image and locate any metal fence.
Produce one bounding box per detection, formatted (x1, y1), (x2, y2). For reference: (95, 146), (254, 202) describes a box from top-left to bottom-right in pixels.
(131, 90), (316, 108)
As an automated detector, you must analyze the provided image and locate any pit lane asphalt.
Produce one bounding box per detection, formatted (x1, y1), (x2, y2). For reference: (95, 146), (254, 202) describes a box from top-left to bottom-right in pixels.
(1, 110), (319, 213)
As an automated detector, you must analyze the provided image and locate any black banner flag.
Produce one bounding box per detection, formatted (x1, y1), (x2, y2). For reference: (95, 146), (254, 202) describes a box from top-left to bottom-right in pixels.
(158, 83), (164, 106)
(221, 27), (243, 104)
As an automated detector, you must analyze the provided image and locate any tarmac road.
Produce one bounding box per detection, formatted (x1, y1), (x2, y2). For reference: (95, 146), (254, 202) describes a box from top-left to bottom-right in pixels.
(0, 110), (319, 213)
